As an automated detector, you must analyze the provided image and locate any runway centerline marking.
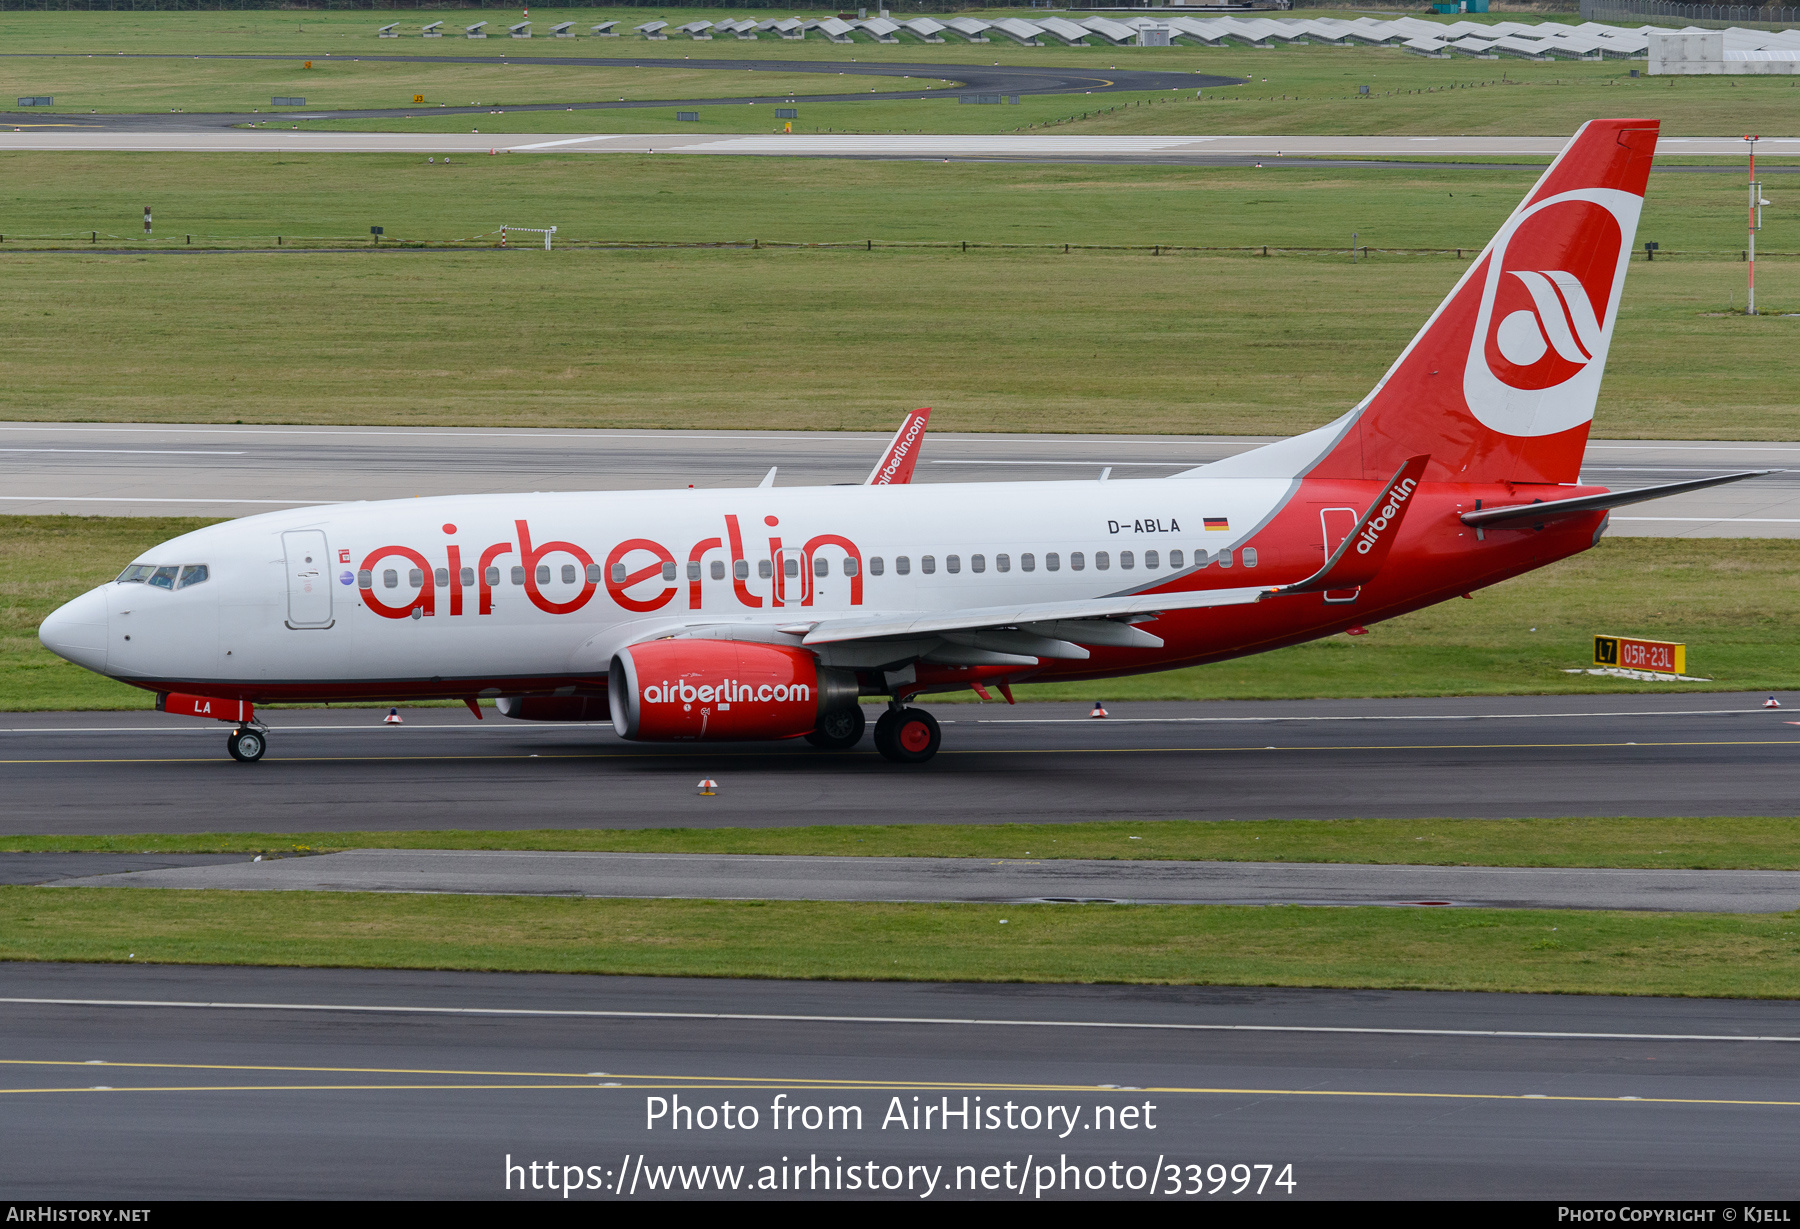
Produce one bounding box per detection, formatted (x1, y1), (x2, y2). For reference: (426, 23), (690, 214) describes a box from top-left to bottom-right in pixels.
(2, 740), (1797, 765)
(6, 997), (1799, 1045)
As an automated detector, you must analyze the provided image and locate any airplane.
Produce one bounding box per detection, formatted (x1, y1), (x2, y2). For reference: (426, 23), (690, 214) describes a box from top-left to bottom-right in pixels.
(37, 117), (1765, 766)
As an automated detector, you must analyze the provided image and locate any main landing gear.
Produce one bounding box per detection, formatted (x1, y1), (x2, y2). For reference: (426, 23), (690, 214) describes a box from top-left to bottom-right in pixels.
(805, 704), (867, 751)
(874, 704), (940, 765)
(227, 724), (267, 763)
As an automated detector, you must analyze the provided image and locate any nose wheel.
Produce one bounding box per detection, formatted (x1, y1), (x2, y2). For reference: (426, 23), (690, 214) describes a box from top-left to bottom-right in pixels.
(874, 706), (940, 764)
(227, 726), (267, 763)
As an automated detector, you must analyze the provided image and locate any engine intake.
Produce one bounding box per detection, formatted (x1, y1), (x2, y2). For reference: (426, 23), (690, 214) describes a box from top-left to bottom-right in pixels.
(609, 640), (857, 742)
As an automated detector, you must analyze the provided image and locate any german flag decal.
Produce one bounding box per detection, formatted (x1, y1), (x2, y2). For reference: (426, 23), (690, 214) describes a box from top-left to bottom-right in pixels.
(1204, 517), (1230, 531)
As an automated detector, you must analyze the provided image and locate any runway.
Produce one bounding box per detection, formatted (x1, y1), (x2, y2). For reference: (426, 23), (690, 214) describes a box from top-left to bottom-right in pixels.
(3, 961), (1798, 1199)
(41, 847), (1800, 912)
(2, 423), (1794, 535)
(3, 129), (1790, 159)
(3, 695), (1796, 835)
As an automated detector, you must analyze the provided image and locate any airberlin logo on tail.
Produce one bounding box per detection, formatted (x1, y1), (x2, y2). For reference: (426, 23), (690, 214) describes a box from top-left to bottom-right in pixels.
(1354, 477), (1417, 555)
(1462, 188), (1641, 439)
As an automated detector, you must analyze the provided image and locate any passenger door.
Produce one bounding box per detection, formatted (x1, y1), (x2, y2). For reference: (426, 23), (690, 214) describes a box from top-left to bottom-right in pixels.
(282, 530), (334, 628)
(1319, 507), (1361, 604)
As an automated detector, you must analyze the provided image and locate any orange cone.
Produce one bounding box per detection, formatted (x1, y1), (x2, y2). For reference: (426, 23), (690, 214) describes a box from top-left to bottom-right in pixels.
(696, 779), (718, 795)
(1090, 701), (1108, 719)
(384, 708), (403, 725)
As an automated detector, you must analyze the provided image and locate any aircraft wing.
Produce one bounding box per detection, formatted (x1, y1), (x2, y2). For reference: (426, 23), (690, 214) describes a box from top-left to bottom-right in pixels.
(866, 407), (931, 485)
(785, 586), (1269, 647)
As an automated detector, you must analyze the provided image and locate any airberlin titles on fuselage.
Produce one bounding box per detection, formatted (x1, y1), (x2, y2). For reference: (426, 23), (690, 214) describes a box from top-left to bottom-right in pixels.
(355, 514), (866, 620)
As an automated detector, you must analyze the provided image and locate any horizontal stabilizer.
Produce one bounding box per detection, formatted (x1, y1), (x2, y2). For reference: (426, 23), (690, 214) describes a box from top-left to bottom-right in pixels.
(1460, 470), (1774, 529)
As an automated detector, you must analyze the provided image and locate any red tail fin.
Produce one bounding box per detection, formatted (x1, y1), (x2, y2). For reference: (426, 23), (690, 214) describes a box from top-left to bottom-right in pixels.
(1310, 119), (1659, 486)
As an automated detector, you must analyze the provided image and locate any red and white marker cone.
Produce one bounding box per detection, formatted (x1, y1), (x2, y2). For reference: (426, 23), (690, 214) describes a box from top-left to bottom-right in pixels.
(696, 779), (718, 795)
(1765, 696), (1782, 709)
(1346, 626), (1370, 637)
(384, 707), (403, 725)
(1090, 701), (1108, 719)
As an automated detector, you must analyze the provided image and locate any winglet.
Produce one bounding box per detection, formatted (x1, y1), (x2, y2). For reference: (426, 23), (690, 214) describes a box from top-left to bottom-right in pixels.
(866, 407), (931, 485)
(1267, 454), (1431, 597)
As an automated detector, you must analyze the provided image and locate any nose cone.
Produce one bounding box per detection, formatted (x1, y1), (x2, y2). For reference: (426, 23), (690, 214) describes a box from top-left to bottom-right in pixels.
(39, 586), (110, 674)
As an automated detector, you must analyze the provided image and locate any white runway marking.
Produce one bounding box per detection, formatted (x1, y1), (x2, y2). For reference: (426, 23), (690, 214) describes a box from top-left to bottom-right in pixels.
(0, 449), (245, 456)
(3, 996), (1796, 1044)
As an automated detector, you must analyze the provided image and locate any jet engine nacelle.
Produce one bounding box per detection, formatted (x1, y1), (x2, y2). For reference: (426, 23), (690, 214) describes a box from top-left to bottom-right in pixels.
(608, 639), (858, 742)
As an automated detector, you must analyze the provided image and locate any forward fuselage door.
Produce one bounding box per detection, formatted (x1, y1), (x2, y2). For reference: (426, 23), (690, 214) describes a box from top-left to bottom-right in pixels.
(282, 530), (335, 628)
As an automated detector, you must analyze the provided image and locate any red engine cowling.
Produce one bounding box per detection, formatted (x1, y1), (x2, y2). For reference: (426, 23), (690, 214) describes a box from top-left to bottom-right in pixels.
(609, 640), (856, 742)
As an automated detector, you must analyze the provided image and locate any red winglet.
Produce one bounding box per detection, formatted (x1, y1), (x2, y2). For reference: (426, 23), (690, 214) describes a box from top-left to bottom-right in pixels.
(1269, 455), (1431, 596)
(866, 407), (931, 485)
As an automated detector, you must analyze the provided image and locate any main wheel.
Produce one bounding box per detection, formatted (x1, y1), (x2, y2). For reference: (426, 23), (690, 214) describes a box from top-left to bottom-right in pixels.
(227, 728), (266, 763)
(805, 705), (866, 750)
(873, 707), (940, 764)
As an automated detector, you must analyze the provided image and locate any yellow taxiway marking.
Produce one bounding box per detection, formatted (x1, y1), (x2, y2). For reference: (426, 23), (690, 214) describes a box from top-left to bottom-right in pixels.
(3, 739), (1799, 766)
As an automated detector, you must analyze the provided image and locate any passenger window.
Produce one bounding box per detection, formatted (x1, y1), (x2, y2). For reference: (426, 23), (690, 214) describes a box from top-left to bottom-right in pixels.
(558, 564), (574, 584)
(784, 558), (799, 578)
(922, 555), (937, 575)
(116, 564), (154, 584)
(870, 557), (886, 576)
(759, 559), (773, 580)
(1070, 551), (1084, 571)
(536, 565), (550, 585)
(610, 563), (626, 583)
(842, 558), (859, 577)
(1095, 552), (1109, 571)
(814, 557), (829, 578)
(587, 564), (603, 583)
(711, 560), (726, 581)
(1021, 553), (1035, 572)
(485, 567), (500, 586)
(511, 566), (526, 585)
(1120, 551), (1135, 570)
(1194, 549), (1209, 568)
(946, 555), (960, 574)
(461, 568), (475, 586)
(149, 566), (178, 590)
(434, 568), (449, 587)
(409, 569), (424, 587)
(358, 569), (373, 588)
(1243, 547), (1258, 568)
(177, 564), (209, 589)
(1169, 549), (1185, 569)
(996, 553), (1011, 573)
(971, 554), (985, 574)
(688, 561), (702, 582)
(1145, 550), (1159, 570)
(896, 556), (911, 576)
(1046, 553), (1060, 572)
(383, 569), (398, 589)
(1219, 550), (1234, 569)
(734, 559), (750, 580)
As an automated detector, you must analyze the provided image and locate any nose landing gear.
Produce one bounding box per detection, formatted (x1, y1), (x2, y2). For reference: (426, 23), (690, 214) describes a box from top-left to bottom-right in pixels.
(874, 703), (940, 764)
(227, 725), (267, 763)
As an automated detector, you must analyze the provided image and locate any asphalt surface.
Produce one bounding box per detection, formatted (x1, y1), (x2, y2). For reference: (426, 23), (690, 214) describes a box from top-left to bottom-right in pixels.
(3, 423), (1794, 535)
(5, 695), (1796, 835)
(0, 52), (1240, 134)
(3, 961), (1798, 1199)
(49, 847), (1800, 912)
(5, 130), (1790, 160)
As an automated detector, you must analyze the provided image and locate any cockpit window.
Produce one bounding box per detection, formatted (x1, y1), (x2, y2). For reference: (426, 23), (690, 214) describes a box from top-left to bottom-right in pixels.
(147, 566), (179, 590)
(177, 564), (209, 589)
(116, 564), (155, 584)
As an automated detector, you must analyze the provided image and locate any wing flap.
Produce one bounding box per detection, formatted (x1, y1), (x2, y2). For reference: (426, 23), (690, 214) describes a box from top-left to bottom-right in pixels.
(798, 586), (1269, 646)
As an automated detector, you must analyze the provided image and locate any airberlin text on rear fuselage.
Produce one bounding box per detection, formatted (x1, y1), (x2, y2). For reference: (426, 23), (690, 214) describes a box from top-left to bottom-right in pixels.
(354, 515), (865, 620)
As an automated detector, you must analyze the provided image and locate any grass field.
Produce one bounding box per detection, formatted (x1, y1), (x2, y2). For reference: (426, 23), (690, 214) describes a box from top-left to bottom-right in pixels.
(7, 516), (1798, 709)
(5, 10), (1800, 136)
(5, 886), (1798, 997)
(12, 816), (1800, 869)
